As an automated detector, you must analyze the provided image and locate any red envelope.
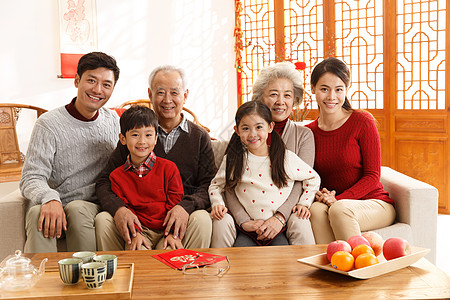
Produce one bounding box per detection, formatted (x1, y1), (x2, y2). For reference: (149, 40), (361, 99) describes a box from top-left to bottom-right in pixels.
(153, 249), (227, 270)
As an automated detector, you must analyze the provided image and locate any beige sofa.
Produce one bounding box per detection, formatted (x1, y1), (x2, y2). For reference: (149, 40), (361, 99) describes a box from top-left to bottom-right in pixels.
(0, 140), (438, 263)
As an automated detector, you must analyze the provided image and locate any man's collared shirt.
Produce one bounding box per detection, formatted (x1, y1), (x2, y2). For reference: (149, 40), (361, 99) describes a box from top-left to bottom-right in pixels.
(65, 97), (99, 121)
(124, 151), (157, 177)
(157, 114), (189, 154)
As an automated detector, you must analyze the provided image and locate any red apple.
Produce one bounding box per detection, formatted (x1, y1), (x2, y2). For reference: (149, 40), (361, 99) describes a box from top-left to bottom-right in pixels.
(327, 240), (352, 262)
(362, 231), (384, 256)
(347, 235), (371, 249)
(383, 237), (411, 260)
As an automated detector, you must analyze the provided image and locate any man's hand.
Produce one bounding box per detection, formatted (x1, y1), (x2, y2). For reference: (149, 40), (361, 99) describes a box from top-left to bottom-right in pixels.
(255, 215), (284, 241)
(114, 207), (143, 245)
(163, 205), (189, 240)
(211, 204), (228, 220)
(292, 205), (311, 219)
(126, 232), (150, 251)
(38, 200), (67, 239)
(163, 233), (184, 249)
(241, 219), (264, 232)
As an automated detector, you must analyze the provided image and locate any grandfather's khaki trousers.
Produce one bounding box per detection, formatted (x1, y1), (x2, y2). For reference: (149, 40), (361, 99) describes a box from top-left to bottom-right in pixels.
(95, 210), (212, 250)
(24, 200), (100, 253)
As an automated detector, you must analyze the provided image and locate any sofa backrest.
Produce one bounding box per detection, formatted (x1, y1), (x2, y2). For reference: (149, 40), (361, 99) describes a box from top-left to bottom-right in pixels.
(211, 140), (228, 169)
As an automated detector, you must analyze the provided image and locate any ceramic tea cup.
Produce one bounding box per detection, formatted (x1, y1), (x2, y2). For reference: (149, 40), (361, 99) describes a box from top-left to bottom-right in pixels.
(94, 254), (117, 280)
(73, 251), (96, 264)
(58, 258), (83, 285)
(81, 262), (107, 289)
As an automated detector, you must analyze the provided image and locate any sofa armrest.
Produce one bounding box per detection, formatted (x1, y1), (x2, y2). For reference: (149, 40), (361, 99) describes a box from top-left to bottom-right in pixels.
(0, 188), (28, 260)
(380, 166), (438, 262)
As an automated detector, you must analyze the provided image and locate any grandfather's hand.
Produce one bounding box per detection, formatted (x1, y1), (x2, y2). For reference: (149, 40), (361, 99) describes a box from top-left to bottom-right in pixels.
(163, 205), (189, 240)
(38, 200), (67, 239)
(114, 206), (143, 245)
(255, 214), (284, 241)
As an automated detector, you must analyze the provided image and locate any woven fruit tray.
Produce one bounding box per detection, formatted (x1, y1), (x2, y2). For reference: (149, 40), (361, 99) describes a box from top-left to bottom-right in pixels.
(297, 246), (430, 279)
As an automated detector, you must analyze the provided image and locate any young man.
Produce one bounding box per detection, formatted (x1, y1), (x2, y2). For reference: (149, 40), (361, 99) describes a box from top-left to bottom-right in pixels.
(20, 52), (120, 253)
(97, 105), (184, 250)
(96, 65), (216, 250)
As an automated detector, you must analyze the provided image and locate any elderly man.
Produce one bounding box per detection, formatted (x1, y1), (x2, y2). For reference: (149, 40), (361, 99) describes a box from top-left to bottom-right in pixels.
(95, 65), (215, 250)
(20, 52), (121, 253)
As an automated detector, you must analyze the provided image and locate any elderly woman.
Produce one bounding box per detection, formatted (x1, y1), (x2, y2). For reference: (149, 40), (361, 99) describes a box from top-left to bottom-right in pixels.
(211, 61), (316, 247)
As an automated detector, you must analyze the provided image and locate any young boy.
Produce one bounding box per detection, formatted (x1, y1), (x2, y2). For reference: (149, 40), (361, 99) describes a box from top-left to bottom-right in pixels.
(106, 105), (184, 250)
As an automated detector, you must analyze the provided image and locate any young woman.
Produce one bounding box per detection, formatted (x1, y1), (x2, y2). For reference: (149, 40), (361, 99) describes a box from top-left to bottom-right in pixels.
(306, 57), (395, 243)
(211, 61), (317, 248)
(209, 101), (320, 246)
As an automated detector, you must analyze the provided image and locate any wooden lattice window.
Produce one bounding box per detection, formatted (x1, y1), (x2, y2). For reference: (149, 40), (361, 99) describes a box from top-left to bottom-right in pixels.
(234, 0), (447, 114)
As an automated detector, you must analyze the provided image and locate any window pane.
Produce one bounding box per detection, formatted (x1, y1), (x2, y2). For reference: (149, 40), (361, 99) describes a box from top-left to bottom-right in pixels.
(239, 0), (276, 103)
(397, 0), (446, 110)
(335, 0), (384, 109)
(285, 0), (324, 110)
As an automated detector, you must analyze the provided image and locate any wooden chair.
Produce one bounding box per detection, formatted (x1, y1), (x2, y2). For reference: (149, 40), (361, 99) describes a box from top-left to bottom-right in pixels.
(0, 103), (47, 183)
(116, 99), (210, 133)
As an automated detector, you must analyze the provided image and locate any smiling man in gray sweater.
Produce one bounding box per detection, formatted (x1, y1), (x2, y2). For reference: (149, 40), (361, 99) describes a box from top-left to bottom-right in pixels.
(20, 52), (120, 253)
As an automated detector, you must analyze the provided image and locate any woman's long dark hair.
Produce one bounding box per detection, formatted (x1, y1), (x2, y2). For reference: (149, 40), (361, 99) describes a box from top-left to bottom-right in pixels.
(225, 101), (288, 190)
(310, 57), (353, 111)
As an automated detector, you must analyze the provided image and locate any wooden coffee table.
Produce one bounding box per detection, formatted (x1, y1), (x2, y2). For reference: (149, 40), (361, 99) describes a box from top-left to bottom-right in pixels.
(19, 245), (450, 299)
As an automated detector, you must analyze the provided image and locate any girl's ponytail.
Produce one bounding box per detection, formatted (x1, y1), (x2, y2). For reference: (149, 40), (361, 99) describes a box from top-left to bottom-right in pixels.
(269, 130), (288, 189)
(224, 132), (245, 190)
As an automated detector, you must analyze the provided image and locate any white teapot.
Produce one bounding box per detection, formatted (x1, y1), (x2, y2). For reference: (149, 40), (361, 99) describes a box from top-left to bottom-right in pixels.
(0, 250), (48, 291)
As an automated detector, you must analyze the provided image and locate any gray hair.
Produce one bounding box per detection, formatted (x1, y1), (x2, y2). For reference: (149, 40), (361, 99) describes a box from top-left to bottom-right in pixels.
(148, 65), (187, 92)
(251, 61), (304, 106)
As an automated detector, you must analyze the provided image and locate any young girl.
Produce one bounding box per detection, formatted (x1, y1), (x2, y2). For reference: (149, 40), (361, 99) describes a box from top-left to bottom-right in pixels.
(209, 101), (320, 246)
(306, 57), (395, 243)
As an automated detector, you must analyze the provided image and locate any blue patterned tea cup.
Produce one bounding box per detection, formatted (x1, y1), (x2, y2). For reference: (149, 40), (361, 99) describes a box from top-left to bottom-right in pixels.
(58, 258), (83, 285)
(94, 254), (117, 280)
(73, 251), (96, 264)
(81, 262), (106, 289)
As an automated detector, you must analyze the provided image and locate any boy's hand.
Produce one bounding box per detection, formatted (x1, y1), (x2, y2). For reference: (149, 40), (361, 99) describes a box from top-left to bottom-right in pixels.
(241, 219), (264, 232)
(126, 232), (150, 251)
(39, 200), (67, 239)
(211, 205), (228, 220)
(292, 205), (311, 219)
(114, 207), (143, 245)
(163, 205), (189, 240)
(163, 233), (184, 249)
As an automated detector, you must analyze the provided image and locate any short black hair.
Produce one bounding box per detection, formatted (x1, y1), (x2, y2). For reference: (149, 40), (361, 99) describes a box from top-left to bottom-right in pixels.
(120, 105), (158, 135)
(77, 52), (120, 84)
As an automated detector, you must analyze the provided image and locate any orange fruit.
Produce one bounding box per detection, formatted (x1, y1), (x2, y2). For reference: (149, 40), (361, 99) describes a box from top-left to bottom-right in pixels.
(355, 253), (379, 269)
(330, 251), (355, 271)
(351, 244), (375, 259)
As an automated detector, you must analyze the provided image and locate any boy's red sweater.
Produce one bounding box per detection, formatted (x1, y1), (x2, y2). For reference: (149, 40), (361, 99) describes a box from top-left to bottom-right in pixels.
(110, 157), (184, 230)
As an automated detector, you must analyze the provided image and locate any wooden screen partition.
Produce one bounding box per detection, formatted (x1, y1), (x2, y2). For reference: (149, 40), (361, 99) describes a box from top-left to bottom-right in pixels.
(235, 0), (449, 213)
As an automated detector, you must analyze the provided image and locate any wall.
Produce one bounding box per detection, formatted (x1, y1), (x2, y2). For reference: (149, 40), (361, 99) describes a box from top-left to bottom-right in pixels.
(0, 0), (237, 151)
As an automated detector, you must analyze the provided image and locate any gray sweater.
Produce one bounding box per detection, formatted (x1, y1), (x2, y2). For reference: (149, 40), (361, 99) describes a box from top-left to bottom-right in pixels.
(20, 106), (119, 206)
